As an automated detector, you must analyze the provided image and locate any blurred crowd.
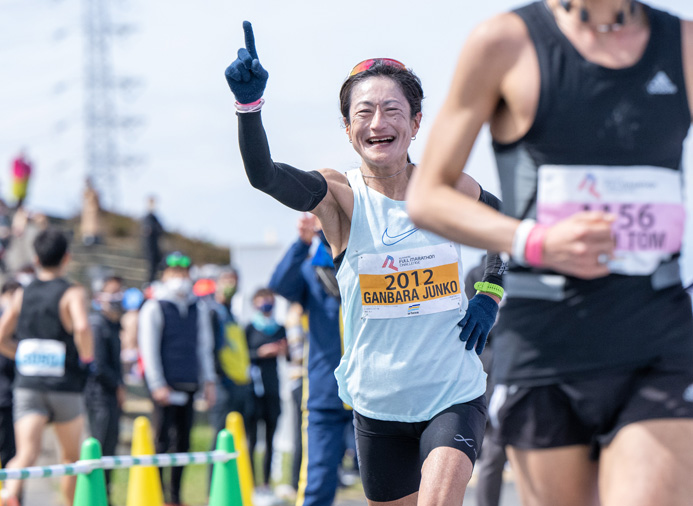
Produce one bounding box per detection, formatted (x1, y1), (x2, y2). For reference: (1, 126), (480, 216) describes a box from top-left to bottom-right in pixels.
(0, 152), (359, 506)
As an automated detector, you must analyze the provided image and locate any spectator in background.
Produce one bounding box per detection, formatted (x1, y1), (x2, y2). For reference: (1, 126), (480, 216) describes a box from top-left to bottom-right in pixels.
(0, 280), (21, 468)
(0, 200), (13, 273)
(283, 302), (305, 497)
(138, 251), (216, 506)
(207, 268), (252, 438)
(269, 214), (353, 506)
(10, 207), (28, 239)
(86, 275), (126, 502)
(141, 196), (164, 284)
(81, 177), (102, 246)
(14, 264), (35, 288)
(10, 151), (31, 209)
(120, 287), (144, 385)
(464, 256), (507, 506)
(245, 288), (286, 495)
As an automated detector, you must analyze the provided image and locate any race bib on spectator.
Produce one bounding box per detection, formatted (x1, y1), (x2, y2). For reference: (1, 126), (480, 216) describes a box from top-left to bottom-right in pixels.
(537, 165), (684, 276)
(358, 243), (462, 319)
(16, 339), (66, 377)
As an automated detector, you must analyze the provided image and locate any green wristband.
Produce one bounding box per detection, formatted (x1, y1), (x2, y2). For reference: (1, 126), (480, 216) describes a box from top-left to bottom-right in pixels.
(474, 281), (504, 300)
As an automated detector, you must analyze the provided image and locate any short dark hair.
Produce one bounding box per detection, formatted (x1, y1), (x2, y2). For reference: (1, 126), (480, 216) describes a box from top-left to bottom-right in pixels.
(252, 287), (274, 301)
(1, 280), (21, 295)
(339, 61), (424, 124)
(104, 275), (123, 286)
(33, 228), (69, 268)
(217, 266), (239, 281)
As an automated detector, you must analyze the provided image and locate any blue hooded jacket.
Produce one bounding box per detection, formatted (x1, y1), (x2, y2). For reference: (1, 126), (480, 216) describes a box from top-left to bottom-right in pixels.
(269, 239), (346, 412)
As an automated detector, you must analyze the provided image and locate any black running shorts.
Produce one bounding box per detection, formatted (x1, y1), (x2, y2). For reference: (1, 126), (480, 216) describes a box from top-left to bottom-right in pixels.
(354, 396), (487, 502)
(489, 360), (693, 459)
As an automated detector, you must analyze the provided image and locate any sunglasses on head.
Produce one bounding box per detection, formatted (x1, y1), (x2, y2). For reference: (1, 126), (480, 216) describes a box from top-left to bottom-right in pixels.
(166, 253), (191, 269)
(348, 58), (407, 77)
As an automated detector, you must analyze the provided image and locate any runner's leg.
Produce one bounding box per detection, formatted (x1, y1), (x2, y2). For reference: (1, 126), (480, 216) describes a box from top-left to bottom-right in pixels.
(506, 446), (598, 506)
(418, 446), (473, 505)
(53, 414), (85, 506)
(599, 419), (693, 506)
(4, 413), (48, 500)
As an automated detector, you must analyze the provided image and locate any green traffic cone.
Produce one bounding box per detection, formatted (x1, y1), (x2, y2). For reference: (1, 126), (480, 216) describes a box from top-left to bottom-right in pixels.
(74, 437), (108, 506)
(209, 429), (243, 506)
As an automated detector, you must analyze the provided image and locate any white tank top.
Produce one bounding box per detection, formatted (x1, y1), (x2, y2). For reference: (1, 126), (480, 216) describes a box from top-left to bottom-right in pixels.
(334, 169), (486, 422)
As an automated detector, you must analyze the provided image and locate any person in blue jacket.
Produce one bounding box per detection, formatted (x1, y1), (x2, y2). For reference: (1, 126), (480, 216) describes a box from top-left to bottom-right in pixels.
(270, 214), (353, 506)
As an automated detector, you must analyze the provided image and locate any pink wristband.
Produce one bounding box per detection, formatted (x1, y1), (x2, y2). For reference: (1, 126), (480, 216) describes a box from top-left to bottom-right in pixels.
(235, 98), (265, 113)
(525, 224), (548, 267)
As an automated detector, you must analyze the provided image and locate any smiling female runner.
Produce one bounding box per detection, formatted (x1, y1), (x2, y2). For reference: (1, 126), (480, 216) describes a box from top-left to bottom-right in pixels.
(225, 22), (505, 505)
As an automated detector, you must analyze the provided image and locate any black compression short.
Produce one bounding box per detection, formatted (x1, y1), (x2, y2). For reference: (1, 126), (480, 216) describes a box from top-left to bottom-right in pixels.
(354, 396), (487, 502)
(489, 361), (693, 459)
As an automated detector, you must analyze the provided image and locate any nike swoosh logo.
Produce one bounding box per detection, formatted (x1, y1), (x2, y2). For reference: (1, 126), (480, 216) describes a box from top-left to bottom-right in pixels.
(382, 227), (419, 246)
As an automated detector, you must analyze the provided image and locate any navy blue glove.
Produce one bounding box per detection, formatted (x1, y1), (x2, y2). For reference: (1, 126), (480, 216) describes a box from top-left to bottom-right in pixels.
(79, 358), (97, 375)
(457, 294), (498, 355)
(225, 21), (269, 104)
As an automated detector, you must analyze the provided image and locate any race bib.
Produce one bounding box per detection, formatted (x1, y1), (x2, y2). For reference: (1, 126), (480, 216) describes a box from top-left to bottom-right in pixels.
(537, 165), (685, 275)
(358, 243), (462, 319)
(16, 339), (66, 377)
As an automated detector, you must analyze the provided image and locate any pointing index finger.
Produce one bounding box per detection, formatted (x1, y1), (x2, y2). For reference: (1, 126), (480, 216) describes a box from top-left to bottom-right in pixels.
(242, 20), (258, 60)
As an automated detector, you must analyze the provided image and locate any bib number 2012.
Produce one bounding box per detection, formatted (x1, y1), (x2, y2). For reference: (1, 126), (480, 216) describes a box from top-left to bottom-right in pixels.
(384, 269), (434, 290)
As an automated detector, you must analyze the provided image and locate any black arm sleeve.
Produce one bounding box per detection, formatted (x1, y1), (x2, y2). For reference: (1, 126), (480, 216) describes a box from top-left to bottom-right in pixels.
(478, 187), (507, 287)
(238, 111), (328, 212)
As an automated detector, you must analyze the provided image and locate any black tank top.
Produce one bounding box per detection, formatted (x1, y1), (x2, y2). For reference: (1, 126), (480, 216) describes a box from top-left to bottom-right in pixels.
(15, 278), (85, 392)
(491, 2), (693, 385)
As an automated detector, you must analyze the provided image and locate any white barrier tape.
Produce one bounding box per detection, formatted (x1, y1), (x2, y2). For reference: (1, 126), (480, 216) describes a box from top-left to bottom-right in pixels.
(0, 450), (238, 481)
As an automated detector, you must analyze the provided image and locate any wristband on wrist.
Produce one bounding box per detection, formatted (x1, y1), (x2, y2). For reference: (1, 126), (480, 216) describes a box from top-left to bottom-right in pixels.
(525, 224), (549, 266)
(235, 98), (265, 113)
(474, 281), (504, 300)
(511, 219), (536, 267)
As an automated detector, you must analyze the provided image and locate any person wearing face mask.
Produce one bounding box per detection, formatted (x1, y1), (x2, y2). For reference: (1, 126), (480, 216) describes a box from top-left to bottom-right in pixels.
(85, 275), (126, 502)
(244, 288), (287, 495)
(207, 267), (252, 440)
(138, 252), (216, 506)
(120, 287), (144, 385)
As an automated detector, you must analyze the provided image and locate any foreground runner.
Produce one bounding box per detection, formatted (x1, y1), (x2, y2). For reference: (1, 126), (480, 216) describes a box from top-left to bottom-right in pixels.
(408, 1), (693, 505)
(225, 21), (505, 505)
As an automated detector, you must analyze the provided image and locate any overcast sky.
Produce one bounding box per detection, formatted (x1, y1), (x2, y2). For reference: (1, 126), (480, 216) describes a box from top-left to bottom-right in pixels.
(1, 0), (693, 281)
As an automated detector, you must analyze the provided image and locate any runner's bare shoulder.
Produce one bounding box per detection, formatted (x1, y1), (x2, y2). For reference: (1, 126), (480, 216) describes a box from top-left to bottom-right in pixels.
(472, 12), (531, 48)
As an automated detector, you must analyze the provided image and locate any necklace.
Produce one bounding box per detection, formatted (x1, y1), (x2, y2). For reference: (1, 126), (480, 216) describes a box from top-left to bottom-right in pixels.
(360, 163), (410, 180)
(555, 0), (637, 33)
